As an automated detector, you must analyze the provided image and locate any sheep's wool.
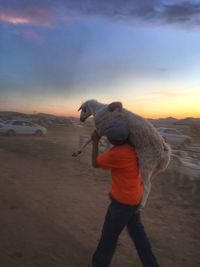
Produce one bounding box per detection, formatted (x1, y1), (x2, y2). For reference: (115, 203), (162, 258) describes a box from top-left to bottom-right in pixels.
(81, 100), (171, 207)
(94, 107), (171, 207)
(95, 108), (171, 175)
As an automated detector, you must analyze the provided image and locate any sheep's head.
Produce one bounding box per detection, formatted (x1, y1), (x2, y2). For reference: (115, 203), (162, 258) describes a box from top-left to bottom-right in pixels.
(78, 101), (92, 122)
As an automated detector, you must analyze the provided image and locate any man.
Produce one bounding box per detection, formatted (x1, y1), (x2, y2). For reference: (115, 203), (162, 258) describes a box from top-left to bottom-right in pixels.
(87, 119), (160, 267)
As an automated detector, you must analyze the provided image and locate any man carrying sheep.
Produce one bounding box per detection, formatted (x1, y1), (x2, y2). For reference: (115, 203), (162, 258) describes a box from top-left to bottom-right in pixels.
(87, 119), (160, 267)
(78, 99), (171, 209)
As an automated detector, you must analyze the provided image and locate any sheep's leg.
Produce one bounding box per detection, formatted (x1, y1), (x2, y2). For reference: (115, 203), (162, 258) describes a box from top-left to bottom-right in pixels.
(136, 148), (159, 209)
(72, 137), (92, 157)
(140, 180), (151, 209)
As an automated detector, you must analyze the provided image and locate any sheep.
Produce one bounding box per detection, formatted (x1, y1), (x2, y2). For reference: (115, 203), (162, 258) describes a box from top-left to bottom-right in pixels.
(77, 99), (171, 208)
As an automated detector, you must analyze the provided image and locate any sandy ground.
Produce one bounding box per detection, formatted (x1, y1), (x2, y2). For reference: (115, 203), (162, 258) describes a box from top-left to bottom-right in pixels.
(0, 127), (200, 267)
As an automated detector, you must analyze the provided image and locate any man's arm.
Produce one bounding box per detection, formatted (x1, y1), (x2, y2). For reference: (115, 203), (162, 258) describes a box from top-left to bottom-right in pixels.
(91, 130), (101, 168)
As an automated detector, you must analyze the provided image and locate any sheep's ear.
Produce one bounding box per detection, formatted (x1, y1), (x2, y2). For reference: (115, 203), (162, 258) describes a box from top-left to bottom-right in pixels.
(108, 102), (123, 111)
(78, 106), (82, 111)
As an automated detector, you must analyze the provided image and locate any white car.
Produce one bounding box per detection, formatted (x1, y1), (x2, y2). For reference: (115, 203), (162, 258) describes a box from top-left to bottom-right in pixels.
(157, 127), (192, 145)
(0, 120), (47, 136)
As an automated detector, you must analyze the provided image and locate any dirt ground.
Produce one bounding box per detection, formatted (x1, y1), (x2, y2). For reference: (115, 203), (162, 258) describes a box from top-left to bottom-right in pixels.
(0, 125), (200, 267)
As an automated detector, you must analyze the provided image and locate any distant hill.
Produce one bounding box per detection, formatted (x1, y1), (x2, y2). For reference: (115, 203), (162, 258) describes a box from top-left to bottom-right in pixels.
(0, 111), (73, 126)
(174, 117), (200, 125)
(0, 111), (27, 119)
(148, 117), (179, 127)
(0, 111), (199, 128)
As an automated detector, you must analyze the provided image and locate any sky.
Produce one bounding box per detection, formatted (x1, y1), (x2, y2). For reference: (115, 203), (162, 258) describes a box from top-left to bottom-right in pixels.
(0, 0), (200, 118)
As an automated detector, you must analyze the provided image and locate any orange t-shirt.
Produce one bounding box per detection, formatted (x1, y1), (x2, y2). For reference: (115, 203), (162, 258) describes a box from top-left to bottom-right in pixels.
(97, 144), (143, 205)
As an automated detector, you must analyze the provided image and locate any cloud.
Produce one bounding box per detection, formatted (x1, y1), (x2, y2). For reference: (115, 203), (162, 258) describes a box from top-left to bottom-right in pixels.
(0, 0), (200, 28)
(0, 1), (55, 26)
(11, 29), (44, 43)
(162, 1), (200, 24)
(0, 14), (31, 25)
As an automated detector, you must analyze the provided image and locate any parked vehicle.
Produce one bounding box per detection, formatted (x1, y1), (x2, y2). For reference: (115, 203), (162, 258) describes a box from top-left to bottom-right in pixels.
(0, 120), (47, 136)
(157, 127), (192, 145)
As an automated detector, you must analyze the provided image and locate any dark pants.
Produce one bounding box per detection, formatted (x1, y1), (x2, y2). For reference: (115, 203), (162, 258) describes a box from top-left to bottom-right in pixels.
(92, 199), (160, 267)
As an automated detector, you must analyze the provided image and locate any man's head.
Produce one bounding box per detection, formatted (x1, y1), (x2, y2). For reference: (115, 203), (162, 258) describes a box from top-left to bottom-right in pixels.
(101, 119), (129, 146)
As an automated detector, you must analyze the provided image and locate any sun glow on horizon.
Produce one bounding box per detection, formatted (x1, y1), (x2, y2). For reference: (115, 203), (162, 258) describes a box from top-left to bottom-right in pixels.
(1, 85), (200, 119)
(1, 100), (199, 120)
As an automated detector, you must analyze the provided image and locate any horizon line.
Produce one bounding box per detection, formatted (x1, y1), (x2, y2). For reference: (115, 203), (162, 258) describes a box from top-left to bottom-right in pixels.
(0, 110), (200, 121)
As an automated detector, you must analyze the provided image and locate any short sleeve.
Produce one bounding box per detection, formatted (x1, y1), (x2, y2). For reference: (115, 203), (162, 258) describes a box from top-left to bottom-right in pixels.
(97, 148), (121, 170)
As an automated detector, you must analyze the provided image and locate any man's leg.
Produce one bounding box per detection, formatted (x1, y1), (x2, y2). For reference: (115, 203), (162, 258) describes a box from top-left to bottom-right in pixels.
(92, 200), (136, 267)
(127, 211), (160, 267)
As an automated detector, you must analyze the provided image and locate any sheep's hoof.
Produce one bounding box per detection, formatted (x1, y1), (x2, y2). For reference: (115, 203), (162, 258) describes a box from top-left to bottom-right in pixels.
(72, 150), (81, 157)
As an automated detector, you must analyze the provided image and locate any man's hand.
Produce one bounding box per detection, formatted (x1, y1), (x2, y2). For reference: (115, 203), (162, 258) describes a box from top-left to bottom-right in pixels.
(91, 130), (101, 143)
